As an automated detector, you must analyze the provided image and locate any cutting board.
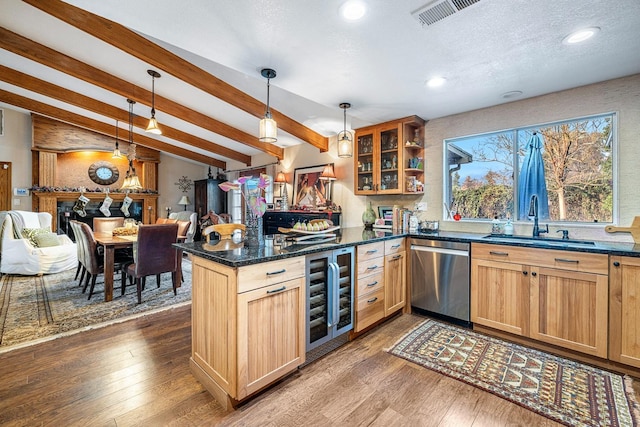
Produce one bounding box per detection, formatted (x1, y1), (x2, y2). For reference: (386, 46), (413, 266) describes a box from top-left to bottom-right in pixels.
(605, 216), (640, 243)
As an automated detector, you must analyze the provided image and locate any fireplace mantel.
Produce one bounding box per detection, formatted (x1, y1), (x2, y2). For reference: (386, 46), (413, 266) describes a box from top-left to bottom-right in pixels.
(33, 191), (159, 231)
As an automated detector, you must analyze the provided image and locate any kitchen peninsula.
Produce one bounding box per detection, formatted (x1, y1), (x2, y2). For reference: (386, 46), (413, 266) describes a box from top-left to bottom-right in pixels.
(177, 227), (640, 409)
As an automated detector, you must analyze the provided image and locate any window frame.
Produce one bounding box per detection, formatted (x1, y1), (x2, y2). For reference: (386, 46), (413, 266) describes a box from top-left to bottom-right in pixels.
(442, 112), (618, 226)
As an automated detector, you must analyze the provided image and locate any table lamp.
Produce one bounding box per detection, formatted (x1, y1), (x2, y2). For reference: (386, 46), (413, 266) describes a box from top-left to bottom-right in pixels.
(178, 195), (191, 211)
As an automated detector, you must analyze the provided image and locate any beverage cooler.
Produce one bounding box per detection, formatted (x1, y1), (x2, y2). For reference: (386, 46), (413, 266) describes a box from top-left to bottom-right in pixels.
(305, 246), (355, 352)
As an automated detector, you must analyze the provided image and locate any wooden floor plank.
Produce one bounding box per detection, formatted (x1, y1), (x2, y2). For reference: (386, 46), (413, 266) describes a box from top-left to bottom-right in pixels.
(0, 304), (565, 426)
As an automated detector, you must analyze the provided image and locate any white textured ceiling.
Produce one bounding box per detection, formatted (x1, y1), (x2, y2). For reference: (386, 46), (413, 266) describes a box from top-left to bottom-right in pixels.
(1, 0), (639, 166)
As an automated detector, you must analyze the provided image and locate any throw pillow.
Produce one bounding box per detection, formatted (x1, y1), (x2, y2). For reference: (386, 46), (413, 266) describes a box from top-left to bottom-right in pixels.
(21, 227), (50, 247)
(34, 232), (61, 248)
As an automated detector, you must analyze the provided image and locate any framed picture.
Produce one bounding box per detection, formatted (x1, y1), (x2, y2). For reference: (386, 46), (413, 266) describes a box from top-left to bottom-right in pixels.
(293, 164), (332, 208)
(266, 203), (275, 211)
(274, 197), (283, 210)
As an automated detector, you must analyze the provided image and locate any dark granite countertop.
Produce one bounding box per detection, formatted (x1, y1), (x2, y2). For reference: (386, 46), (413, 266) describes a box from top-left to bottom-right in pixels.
(175, 227), (640, 268)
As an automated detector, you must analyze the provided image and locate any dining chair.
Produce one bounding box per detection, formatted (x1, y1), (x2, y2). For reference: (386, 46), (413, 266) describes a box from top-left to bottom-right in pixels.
(93, 217), (125, 233)
(156, 218), (178, 225)
(203, 223), (246, 242)
(77, 222), (131, 300)
(125, 223), (179, 304)
(69, 220), (86, 286)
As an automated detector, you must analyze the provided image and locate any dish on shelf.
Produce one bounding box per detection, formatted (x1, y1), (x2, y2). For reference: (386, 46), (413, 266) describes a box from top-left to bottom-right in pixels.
(277, 219), (339, 235)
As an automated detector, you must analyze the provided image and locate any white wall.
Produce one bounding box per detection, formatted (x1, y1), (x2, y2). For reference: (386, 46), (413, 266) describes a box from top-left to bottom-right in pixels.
(0, 108), (34, 211)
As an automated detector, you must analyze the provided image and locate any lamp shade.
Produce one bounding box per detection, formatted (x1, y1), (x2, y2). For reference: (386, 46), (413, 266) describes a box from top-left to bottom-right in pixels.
(178, 195), (191, 206)
(259, 116), (277, 143)
(337, 132), (353, 158)
(319, 164), (337, 180)
(146, 117), (162, 134)
(275, 172), (287, 183)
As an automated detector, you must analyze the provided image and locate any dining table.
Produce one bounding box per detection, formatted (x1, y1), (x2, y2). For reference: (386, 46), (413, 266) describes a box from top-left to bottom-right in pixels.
(94, 232), (137, 302)
(94, 230), (184, 302)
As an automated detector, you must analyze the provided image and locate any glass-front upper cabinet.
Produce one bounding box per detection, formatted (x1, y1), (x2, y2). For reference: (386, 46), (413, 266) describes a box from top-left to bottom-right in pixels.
(354, 116), (424, 195)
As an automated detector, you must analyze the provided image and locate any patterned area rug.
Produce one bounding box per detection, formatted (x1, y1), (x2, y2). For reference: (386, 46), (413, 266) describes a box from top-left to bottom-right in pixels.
(0, 258), (191, 351)
(388, 319), (640, 427)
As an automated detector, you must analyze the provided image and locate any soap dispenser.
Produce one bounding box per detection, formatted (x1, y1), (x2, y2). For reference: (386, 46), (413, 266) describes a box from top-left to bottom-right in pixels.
(504, 219), (514, 236)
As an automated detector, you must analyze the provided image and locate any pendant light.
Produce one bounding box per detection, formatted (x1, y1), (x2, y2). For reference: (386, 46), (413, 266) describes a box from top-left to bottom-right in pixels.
(112, 119), (122, 158)
(122, 99), (143, 190)
(259, 68), (277, 143)
(337, 103), (353, 158)
(145, 69), (162, 135)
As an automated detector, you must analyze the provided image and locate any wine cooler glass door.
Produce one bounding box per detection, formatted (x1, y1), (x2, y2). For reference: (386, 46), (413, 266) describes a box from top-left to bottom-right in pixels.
(307, 256), (329, 349)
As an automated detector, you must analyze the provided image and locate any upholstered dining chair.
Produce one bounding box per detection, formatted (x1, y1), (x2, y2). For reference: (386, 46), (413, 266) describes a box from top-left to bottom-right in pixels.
(93, 217), (125, 233)
(156, 218), (178, 225)
(125, 223), (179, 304)
(69, 220), (86, 286)
(76, 222), (131, 300)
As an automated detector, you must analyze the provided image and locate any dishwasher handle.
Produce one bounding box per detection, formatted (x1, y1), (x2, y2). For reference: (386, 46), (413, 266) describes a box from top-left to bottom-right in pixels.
(410, 245), (469, 257)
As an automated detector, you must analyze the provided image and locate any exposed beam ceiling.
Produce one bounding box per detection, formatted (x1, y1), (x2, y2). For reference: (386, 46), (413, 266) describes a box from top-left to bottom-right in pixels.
(0, 89), (225, 168)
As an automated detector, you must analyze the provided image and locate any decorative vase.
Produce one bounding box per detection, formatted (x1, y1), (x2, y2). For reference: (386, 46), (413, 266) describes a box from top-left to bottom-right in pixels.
(244, 179), (265, 247)
(244, 210), (264, 247)
(362, 201), (376, 229)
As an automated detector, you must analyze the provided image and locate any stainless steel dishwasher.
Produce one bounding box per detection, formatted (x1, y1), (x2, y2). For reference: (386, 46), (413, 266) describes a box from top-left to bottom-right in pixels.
(410, 239), (470, 323)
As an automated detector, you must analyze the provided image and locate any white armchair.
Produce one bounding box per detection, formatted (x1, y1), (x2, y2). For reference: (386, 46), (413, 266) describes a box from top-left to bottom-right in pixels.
(0, 210), (77, 275)
(168, 211), (198, 243)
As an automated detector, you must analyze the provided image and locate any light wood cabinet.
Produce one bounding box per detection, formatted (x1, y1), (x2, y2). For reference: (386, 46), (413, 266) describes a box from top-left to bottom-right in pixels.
(610, 256), (640, 368)
(384, 238), (406, 316)
(190, 255), (305, 409)
(354, 116), (424, 195)
(471, 243), (608, 358)
(355, 241), (385, 331)
(354, 238), (407, 332)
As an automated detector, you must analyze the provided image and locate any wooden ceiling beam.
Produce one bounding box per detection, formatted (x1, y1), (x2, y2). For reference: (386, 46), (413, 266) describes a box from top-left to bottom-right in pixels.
(0, 89), (225, 169)
(22, 0), (329, 153)
(0, 65), (251, 165)
(0, 26), (284, 160)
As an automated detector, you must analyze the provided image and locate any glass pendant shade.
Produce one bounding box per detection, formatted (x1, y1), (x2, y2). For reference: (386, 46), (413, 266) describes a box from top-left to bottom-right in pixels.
(337, 132), (353, 158)
(338, 102), (353, 158)
(259, 115), (277, 143)
(121, 98), (143, 190)
(146, 116), (161, 134)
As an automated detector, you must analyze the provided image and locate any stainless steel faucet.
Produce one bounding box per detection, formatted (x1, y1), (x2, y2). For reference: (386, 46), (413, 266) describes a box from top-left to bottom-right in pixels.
(528, 194), (548, 237)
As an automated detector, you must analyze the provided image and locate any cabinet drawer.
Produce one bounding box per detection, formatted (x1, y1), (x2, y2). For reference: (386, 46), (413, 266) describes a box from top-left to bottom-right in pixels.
(384, 238), (404, 255)
(472, 243), (608, 275)
(357, 256), (384, 276)
(356, 288), (385, 331)
(357, 242), (384, 262)
(357, 271), (384, 296)
(237, 256), (305, 293)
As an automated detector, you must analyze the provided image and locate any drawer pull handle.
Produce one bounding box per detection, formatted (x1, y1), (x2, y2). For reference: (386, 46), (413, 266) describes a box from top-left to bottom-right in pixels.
(391, 254), (402, 260)
(489, 251), (509, 256)
(266, 269), (286, 276)
(613, 261), (620, 267)
(531, 272), (537, 277)
(367, 281), (378, 287)
(366, 265), (379, 270)
(391, 244), (401, 249)
(555, 258), (579, 264)
(367, 297), (378, 303)
(366, 249), (378, 254)
(523, 271), (528, 276)
(267, 286), (286, 294)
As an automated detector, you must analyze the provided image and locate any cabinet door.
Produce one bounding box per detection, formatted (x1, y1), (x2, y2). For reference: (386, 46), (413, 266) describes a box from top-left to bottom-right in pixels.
(530, 267), (608, 358)
(610, 256), (640, 367)
(471, 258), (529, 336)
(355, 129), (376, 195)
(384, 251), (406, 316)
(377, 123), (402, 194)
(236, 277), (305, 399)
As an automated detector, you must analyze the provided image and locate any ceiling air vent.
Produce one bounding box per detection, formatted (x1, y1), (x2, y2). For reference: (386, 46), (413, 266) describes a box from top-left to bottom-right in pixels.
(411, 0), (481, 27)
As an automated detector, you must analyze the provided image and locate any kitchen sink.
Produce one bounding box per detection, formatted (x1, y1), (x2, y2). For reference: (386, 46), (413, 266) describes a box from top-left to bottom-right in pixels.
(482, 234), (596, 247)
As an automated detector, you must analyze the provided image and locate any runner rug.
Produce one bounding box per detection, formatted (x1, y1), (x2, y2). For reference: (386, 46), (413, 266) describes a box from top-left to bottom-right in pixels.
(387, 319), (640, 427)
(0, 259), (191, 351)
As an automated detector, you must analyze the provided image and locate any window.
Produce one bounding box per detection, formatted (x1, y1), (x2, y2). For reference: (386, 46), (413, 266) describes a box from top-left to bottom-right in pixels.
(444, 113), (615, 224)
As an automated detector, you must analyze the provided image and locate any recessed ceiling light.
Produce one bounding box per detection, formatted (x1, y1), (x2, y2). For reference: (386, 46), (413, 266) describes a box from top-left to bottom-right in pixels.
(502, 90), (523, 99)
(426, 76), (446, 88)
(562, 27), (600, 45)
(340, 0), (366, 21)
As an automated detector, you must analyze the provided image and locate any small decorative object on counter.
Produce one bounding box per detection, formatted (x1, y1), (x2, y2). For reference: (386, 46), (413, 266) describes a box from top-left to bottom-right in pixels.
(504, 219), (514, 235)
(491, 216), (503, 234)
(362, 201), (377, 229)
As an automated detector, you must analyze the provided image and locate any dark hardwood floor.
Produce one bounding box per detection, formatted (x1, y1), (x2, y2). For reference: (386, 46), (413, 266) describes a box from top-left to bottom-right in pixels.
(0, 304), (561, 426)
